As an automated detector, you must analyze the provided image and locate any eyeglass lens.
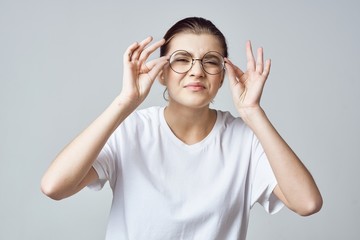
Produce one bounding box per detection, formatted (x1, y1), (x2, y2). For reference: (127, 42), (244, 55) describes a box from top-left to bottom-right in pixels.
(169, 51), (224, 75)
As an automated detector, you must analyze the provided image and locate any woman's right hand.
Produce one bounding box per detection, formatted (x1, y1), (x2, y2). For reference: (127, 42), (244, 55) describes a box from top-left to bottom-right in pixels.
(118, 36), (168, 107)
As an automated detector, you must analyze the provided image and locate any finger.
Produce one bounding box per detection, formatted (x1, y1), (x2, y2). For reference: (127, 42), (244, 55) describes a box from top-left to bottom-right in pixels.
(225, 60), (243, 87)
(124, 41), (139, 63)
(225, 58), (246, 85)
(246, 40), (256, 71)
(139, 62), (151, 74)
(225, 62), (237, 85)
(145, 56), (169, 82)
(225, 62), (246, 95)
(262, 59), (271, 77)
(139, 38), (166, 64)
(144, 55), (168, 69)
(225, 58), (244, 76)
(140, 49), (168, 73)
(256, 47), (264, 73)
(131, 36), (153, 61)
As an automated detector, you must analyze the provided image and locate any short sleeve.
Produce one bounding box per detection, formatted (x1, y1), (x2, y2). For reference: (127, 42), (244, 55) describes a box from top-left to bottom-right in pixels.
(250, 136), (284, 214)
(87, 141), (116, 191)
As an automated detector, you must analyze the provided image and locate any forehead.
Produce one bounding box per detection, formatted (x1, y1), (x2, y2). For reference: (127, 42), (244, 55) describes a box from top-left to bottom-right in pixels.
(167, 33), (223, 56)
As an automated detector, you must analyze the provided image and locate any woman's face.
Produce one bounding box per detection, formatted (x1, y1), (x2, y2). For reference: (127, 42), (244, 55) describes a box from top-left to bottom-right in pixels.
(161, 33), (225, 109)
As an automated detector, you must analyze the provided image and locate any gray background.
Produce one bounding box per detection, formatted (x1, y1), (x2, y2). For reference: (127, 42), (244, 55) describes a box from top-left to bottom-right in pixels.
(1, 0), (359, 239)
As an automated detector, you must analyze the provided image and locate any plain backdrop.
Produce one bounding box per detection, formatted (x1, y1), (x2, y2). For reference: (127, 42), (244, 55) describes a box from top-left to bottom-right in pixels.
(1, 0), (359, 239)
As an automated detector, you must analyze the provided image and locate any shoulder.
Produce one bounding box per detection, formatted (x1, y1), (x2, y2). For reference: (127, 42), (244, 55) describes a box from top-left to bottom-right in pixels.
(135, 106), (162, 118)
(215, 109), (254, 139)
(119, 106), (163, 132)
(216, 109), (246, 129)
(126, 106), (162, 123)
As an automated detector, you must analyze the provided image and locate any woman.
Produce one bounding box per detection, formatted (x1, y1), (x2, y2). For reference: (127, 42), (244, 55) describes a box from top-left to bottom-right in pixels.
(41, 17), (322, 240)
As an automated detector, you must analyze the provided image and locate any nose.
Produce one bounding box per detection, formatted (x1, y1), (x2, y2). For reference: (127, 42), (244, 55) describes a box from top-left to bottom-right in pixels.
(189, 59), (205, 76)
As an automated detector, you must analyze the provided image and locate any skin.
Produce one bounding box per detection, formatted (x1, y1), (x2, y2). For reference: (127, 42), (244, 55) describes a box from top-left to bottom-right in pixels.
(159, 33), (225, 144)
(225, 41), (322, 216)
(41, 33), (322, 216)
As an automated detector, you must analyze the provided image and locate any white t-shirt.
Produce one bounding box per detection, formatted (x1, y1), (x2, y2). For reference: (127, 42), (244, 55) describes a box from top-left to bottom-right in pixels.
(89, 106), (283, 240)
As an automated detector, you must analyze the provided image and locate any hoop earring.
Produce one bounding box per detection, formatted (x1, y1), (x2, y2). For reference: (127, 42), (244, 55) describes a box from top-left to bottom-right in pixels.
(163, 88), (169, 101)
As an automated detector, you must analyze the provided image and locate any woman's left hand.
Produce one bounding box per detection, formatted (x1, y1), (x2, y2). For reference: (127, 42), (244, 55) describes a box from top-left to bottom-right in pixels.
(225, 41), (271, 117)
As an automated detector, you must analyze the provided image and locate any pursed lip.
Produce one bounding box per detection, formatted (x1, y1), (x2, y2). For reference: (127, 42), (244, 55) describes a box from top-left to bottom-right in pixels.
(184, 82), (206, 89)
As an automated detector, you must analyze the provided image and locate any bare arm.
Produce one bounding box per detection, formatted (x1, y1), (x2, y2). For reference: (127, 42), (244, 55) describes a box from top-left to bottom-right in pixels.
(241, 107), (322, 216)
(225, 41), (322, 216)
(41, 37), (168, 200)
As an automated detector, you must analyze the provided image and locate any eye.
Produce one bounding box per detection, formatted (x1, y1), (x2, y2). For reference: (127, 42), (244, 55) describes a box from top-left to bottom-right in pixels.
(171, 52), (192, 64)
(203, 57), (221, 65)
(174, 57), (191, 63)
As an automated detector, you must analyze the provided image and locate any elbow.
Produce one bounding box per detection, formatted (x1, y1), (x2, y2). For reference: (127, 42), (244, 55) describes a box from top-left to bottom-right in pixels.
(40, 177), (67, 201)
(295, 196), (323, 216)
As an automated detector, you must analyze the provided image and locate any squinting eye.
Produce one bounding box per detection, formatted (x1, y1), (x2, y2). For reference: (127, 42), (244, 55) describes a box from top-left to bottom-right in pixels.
(174, 57), (191, 62)
(204, 60), (218, 65)
(203, 58), (221, 65)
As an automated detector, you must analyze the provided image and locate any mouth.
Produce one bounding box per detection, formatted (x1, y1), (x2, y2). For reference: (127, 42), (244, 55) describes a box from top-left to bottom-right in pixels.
(184, 83), (206, 91)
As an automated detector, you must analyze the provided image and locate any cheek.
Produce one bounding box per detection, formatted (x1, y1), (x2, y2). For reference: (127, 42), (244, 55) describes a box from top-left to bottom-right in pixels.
(217, 71), (226, 87)
(163, 68), (184, 85)
(211, 75), (224, 88)
(220, 73), (225, 86)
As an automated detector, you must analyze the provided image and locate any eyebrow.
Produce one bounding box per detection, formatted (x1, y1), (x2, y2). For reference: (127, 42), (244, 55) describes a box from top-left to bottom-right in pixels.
(173, 50), (222, 58)
(175, 51), (190, 56)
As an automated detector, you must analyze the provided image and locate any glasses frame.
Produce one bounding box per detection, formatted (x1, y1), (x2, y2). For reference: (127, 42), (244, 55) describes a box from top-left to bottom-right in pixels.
(168, 50), (225, 75)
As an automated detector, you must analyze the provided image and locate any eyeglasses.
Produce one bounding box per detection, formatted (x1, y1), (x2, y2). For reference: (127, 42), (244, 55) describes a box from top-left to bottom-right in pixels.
(168, 50), (225, 75)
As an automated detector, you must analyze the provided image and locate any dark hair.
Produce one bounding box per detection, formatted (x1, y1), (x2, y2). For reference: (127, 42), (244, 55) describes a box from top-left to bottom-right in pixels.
(160, 17), (228, 58)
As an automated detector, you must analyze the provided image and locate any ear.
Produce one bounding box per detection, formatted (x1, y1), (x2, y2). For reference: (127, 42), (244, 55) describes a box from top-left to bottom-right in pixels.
(158, 70), (166, 86)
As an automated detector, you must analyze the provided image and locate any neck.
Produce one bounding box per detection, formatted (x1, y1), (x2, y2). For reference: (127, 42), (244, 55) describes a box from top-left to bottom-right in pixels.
(164, 103), (217, 145)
